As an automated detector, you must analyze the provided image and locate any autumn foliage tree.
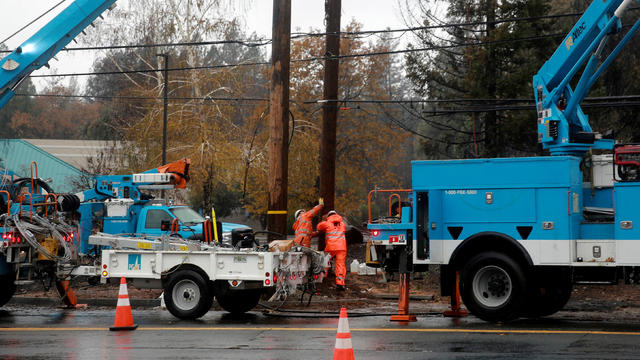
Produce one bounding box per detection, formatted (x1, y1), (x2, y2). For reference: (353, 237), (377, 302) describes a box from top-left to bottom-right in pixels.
(84, 0), (269, 216)
(82, 3), (414, 226)
(8, 80), (102, 139)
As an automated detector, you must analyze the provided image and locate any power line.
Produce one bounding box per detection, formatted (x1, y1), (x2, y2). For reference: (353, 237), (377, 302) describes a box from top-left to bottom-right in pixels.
(0, 39), (270, 54)
(400, 101), (640, 115)
(9, 11), (637, 80)
(28, 60), (270, 78)
(16, 93), (640, 111)
(26, 31), (569, 79)
(306, 95), (640, 104)
(292, 11), (589, 39)
(19, 92), (640, 104)
(0, 9), (594, 54)
(14, 93), (269, 102)
(61, 39), (271, 51)
(0, 0), (65, 45)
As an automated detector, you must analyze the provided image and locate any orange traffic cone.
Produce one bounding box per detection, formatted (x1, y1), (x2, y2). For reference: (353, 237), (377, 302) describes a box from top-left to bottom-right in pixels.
(333, 307), (355, 360)
(109, 277), (138, 331)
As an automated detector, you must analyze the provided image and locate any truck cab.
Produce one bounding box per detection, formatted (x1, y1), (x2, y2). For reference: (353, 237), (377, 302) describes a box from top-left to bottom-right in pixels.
(95, 198), (250, 248)
(136, 204), (250, 241)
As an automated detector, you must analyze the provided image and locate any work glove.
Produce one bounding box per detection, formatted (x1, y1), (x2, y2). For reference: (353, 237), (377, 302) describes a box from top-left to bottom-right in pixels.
(318, 197), (324, 206)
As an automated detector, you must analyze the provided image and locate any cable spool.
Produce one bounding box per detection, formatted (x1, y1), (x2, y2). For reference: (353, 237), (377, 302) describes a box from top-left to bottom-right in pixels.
(57, 194), (81, 212)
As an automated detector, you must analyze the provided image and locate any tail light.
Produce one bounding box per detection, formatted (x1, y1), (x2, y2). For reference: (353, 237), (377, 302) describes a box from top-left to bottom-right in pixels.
(273, 274), (278, 283)
(372, 230), (379, 237)
(313, 274), (319, 280)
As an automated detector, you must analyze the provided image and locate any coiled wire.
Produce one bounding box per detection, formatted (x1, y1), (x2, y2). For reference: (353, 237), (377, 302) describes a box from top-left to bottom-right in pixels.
(3, 213), (75, 263)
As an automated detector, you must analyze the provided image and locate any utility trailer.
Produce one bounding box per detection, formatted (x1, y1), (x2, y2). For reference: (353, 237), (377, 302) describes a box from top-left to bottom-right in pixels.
(90, 233), (328, 319)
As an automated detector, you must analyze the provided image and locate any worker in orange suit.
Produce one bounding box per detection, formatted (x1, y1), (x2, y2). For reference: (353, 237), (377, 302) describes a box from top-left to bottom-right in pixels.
(317, 210), (347, 290)
(292, 198), (324, 248)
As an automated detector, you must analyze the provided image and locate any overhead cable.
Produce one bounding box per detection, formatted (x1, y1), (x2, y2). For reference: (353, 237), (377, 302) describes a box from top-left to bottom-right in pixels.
(0, 0), (65, 45)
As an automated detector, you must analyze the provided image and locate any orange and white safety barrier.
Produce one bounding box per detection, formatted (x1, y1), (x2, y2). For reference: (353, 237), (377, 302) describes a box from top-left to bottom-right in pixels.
(333, 307), (355, 360)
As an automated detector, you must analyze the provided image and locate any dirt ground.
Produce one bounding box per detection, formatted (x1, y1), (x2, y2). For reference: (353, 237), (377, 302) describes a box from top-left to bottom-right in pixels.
(13, 242), (640, 320)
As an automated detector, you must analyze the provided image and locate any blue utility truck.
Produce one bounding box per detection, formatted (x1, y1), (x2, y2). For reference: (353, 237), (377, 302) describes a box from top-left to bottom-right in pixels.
(368, 0), (640, 321)
(73, 159), (249, 254)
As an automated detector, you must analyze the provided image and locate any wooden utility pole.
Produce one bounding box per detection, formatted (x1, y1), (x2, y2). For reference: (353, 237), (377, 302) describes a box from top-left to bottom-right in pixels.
(267, 0), (291, 237)
(319, 0), (341, 213)
(156, 53), (169, 198)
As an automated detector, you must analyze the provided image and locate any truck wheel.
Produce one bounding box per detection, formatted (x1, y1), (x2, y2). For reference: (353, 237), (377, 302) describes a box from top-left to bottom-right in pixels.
(163, 269), (213, 320)
(525, 269), (572, 318)
(214, 282), (262, 315)
(0, 274), (16, 307)
(460, 252), (527, 322)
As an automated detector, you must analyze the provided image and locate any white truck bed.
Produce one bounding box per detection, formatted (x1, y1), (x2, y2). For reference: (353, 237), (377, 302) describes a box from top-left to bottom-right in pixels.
(89, 233), (328, 319)
(101, 247), (313, 285)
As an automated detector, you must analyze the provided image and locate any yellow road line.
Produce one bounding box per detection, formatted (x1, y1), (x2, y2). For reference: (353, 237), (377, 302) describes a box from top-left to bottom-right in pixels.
(1, 327), (640, 336)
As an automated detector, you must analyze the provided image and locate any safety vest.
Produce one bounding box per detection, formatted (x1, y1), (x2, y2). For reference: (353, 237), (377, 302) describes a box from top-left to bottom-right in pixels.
(293, 204), (323, 245)
(317, 214), (346, 251)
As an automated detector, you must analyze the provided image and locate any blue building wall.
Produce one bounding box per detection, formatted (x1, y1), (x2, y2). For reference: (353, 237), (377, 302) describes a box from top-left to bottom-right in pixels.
(0, 139), (84, 193)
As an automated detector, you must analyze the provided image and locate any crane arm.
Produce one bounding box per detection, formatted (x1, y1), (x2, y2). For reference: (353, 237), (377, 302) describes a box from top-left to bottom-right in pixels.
(75, 159), (192, 203)
(0, 0), (117, 109)
(533, 0), (640, 156)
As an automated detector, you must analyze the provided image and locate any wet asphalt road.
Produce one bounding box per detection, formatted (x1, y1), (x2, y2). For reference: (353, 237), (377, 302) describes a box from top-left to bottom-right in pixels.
(1, 305), (640, 359)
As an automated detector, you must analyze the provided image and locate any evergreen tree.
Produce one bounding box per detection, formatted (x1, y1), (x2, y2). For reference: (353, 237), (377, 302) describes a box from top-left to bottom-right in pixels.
(405, 0), (556, 158)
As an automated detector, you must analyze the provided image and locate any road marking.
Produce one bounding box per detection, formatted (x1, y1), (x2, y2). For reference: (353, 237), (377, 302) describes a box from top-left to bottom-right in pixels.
(2, 327), (640, 336)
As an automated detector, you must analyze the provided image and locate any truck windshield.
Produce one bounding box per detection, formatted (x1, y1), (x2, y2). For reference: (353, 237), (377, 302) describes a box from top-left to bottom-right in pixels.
(170, 207), (205, 226)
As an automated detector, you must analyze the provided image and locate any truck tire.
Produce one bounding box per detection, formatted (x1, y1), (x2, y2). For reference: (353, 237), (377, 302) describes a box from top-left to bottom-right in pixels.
(163, 269), (213, 320)
(460, 251), (527, 322)
(525, 268), (572, 318)
(0, 274), (16, 307)
(214, 282), (262, 315)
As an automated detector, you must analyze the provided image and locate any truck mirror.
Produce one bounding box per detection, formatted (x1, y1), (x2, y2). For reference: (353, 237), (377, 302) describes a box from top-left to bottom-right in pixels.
(160, 220), (171, 231)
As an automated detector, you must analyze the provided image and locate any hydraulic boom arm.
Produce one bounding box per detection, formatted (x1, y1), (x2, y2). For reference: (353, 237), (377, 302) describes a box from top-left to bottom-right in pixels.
(0, 0), (116, 109)
(76, 159), (192, 203)
(534, 0), (640, 156)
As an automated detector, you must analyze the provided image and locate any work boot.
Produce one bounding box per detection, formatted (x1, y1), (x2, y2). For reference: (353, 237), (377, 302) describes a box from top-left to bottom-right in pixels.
(336, 285), (345, 291)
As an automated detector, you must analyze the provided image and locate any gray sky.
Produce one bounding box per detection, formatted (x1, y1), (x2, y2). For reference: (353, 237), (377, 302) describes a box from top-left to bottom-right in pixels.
(0, 0), (410, 91)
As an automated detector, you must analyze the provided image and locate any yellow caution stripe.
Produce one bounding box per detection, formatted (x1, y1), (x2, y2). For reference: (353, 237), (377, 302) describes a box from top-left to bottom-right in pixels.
(267, 210), (287, 215)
